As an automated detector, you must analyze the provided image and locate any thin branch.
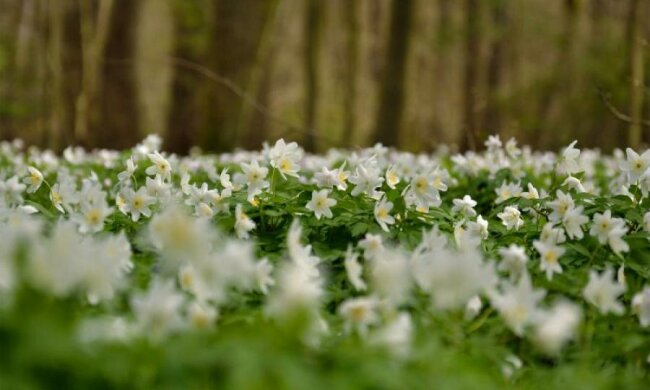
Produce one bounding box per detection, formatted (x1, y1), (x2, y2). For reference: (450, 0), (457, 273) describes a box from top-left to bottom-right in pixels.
(103, 57), (339, 146)
(595, 86), (650, 127)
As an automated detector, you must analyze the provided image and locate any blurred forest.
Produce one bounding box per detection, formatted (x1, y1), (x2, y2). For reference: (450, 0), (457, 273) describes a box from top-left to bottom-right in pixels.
(0, 0), (649, 153)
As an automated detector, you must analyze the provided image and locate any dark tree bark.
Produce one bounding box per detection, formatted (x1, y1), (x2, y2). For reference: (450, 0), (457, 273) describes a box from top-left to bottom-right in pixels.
(627, 0), (645, 147)
(341, 0), (359, 147)
(485, 0), (508, 136)
(166, 0), (207, 154)
(97, 0), (139, 149)
(201, 0), (271, 152)
(303, 0), (323, 152)
(372, 0), (414, 148)
(462, 0), (480, 150)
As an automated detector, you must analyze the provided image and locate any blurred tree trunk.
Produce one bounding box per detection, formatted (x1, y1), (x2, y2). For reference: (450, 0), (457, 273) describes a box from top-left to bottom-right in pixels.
(75, 0), (113, 147)
(304, 0), (323, 152)
(202, 0), (271, 152)
(237, 0), (280, 150)
(372, 0), (414, 148)
(341, 0), (359, 147)
(98, 0), (139, 149)
(166, 0), (206, 154)
(538, 0), (578, 148)
(627, 0), (645, 148)
(46, 0), (82, 150)
(430, 0), (451, 145)
(462, 0), (480, 150)
(46, 0), (65, 150)
(485, 0), (508, 136)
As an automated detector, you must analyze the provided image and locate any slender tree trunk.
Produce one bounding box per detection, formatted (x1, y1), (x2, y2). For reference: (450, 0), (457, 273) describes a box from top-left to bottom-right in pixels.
(75, 0), (113, 147)
(304, 0), (323, 152)
(341, 0), (359, 147)
(46, 0), (65, 150)
(236, 0), (280, 149)
(372, 0), (414, 148)
(202, 0), (272, 151)
(537, 0), (578, 148)
(166, 0), (207, 154)
(628, 0), (645, 148)
(430, 0), (451, 144)
(485, 0), (508, 136)
(98, 0), (139, 149)
(462, 0), (480, 150)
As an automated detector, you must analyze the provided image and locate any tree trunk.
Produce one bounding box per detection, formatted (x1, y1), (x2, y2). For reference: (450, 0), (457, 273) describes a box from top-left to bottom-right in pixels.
(303, 0), (323, 152)
(462, 0), (480, 150)
(627, 0), (645, 148)
(236, 0), (280, 150)
(341, 0), (359, 148)
(75, 0), (113, 147)
(98, 0), (139, 149)
(485, 0), (508, 136)
(202, 0), (271, 152)
(372, 0), (414, 148)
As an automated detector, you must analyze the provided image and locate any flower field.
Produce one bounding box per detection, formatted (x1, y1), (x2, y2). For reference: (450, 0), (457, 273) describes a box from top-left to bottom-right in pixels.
(2, 135), (650, 388)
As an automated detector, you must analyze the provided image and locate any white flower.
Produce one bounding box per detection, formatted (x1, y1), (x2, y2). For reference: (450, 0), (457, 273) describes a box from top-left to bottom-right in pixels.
(464, 295), (483, 320)
(498, 244), (528, 280)
(556, 140), (581, 175)
(534, 300), (581, 356)
(590, 210), (629, 254)
(644, 211), (650, 233)
(621, 148), (650, 182)
(452, 195), (477, 218)
(117, 157), (136, 183)
(563, 205), (589, 240)
(547, 190), (574, 223)
(49, 184), (65, 213)
(75, 198), (113, 234)
(373, 197), (395, 232)
(562, 176), (585, 193)
(408, 173), (440, 209)
(495, 181), (522, 204)
(498, 206), (523, 231)
(240, 160), (269, 202)
(533, 239), (565, 280)
(255, 258), (275, 295)
(305, 189), (336, 220)
(370, 248), (411, 306)
(268, 139), (303, 179)
(235, 203), (255, 239)
(632, 287), (650, 327)
(359, 233), (384, 260)
(24, 166), (44, 193)
(122, 187), (155, 222)
(344, 246), (366, 291)
(412, 246), (496, 310)
(145, 151), (171, 181)
(505, 138), (521, 159)
(131, 278), (185, 340)
(339, 296), (380, 336)
(385, 166), (400, 189)
(490, 273), (546, 336)
(266, 261), (323, 319)
(370, 312), (412, 357)
(539, 222), (566, 245)
(349, 164), (384, 197)
(287, 219), (321, 278)
(314, 165), (349, 191)
(583, 267), (626, 315)
(0, 175), (27, 204)
(466, 215), (489, 240)
(521, 182), (540, 200)
(188, 301), (218, 329)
